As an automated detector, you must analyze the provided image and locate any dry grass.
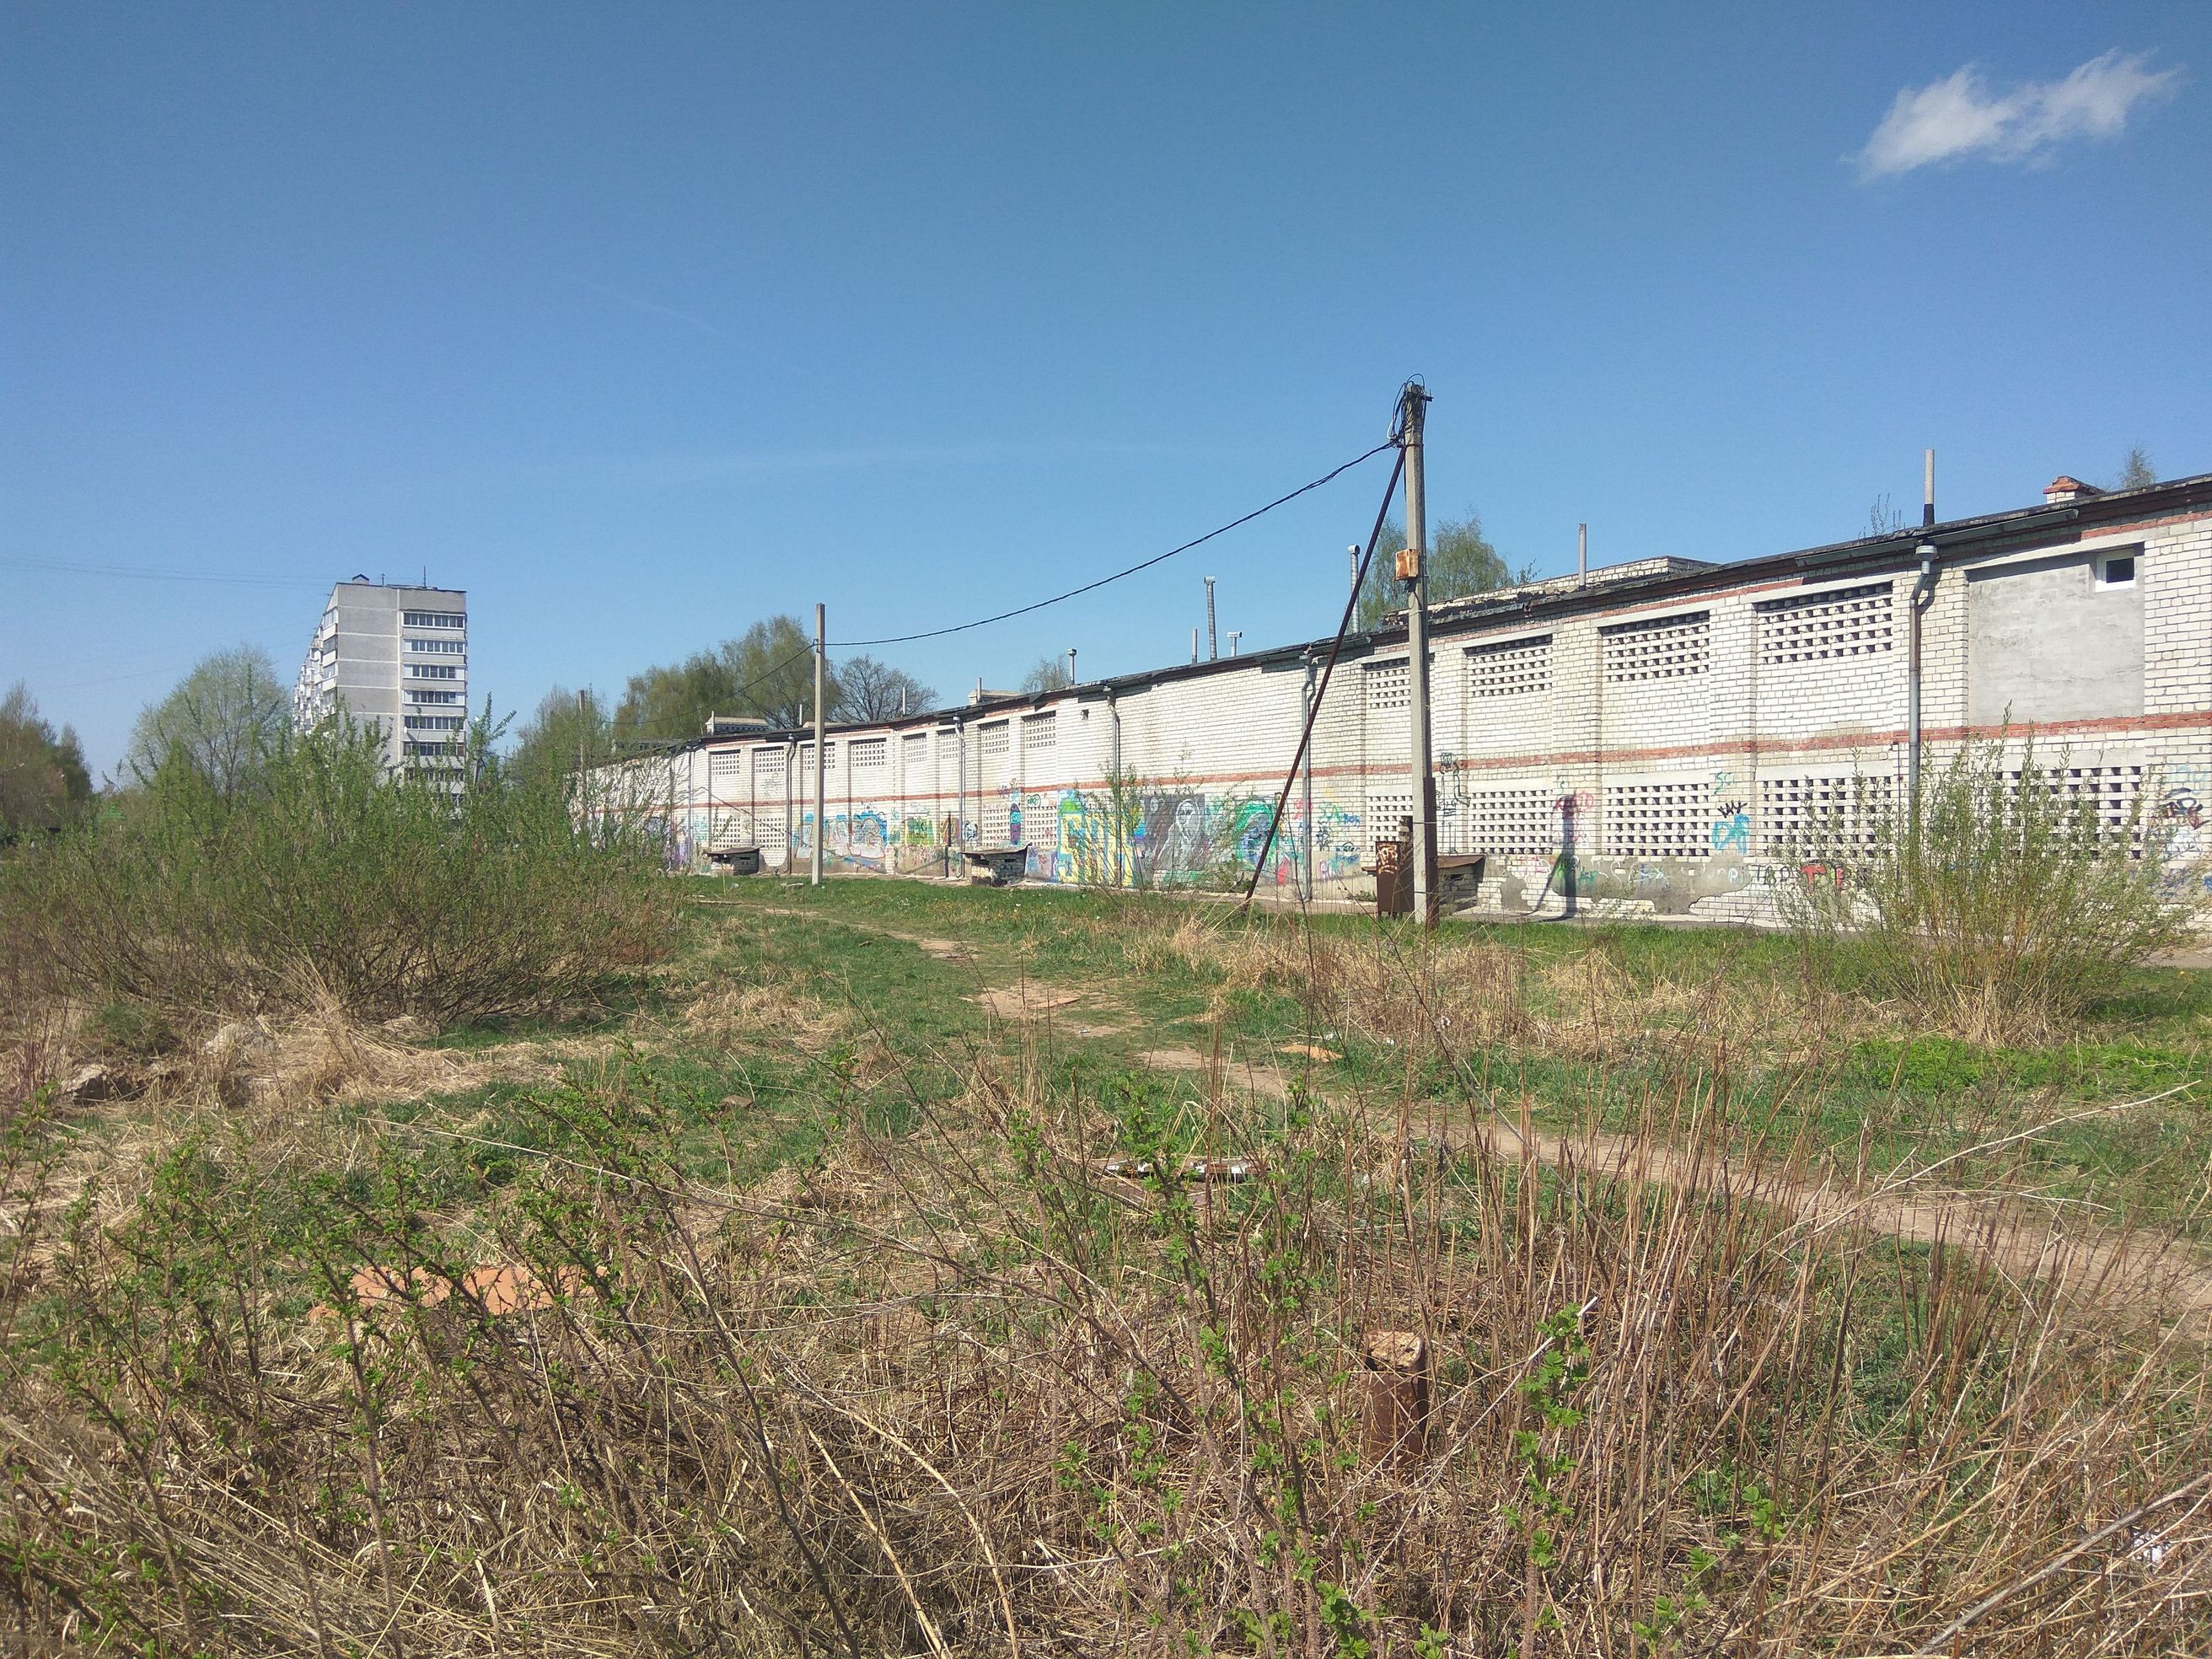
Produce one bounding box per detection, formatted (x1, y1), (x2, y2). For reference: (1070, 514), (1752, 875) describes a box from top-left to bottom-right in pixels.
(4, 1022), (2209, 1656)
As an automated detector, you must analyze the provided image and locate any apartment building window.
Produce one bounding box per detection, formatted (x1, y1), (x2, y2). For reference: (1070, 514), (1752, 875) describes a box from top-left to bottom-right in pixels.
(408, 690), (464, 705)
(405, 637), (466, 654)
(403, 610), (464, 629)
(403, 715), (465, 732)
(406, 664), (460, 680)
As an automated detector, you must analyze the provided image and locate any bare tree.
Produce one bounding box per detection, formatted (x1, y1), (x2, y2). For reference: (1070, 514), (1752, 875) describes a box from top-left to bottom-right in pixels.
(835, 655), (937, 721)
(2118, 446), (2156, 490)
(1019, 657), (1073, 694)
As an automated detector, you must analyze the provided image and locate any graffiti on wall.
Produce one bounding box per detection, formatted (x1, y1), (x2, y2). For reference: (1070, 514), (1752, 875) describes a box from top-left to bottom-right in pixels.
(1710, 799), (1749, 854)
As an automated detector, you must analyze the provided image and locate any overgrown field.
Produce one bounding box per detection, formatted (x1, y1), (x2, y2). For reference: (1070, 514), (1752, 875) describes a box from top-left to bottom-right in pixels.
(3, 872), (2209, 1656)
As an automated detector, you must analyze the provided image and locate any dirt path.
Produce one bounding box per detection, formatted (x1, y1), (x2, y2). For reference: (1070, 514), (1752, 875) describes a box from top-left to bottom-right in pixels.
(705, 899), (2212, 1320)
(969, 969), (2212, 1322)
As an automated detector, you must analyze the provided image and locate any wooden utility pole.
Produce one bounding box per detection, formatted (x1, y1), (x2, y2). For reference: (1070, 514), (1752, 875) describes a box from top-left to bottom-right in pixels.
(810, 602), (826, 886)
(1399, 385), (1436, 929)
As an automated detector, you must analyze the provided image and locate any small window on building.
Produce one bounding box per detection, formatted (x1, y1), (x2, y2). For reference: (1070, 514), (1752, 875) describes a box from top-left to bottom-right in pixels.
(2097, 554), (2137, 588)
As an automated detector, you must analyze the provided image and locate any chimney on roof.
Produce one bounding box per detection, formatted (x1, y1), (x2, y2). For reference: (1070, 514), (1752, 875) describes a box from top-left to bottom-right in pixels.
(2043, 475), (2102, 505)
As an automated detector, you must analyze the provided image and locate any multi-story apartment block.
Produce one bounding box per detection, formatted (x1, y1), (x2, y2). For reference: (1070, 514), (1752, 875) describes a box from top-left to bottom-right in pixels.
(293, 579), (470, 786)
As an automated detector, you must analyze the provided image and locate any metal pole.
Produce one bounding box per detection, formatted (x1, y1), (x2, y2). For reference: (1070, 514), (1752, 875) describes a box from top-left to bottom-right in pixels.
(1066, 647), (1076, 685)
(1205, 577), (1218, 661)
(1401, 386), (1435, 929)
(1227, 631), (1241, 658)
(1301, 652), (1318, 901)
(1577, 523), (1587, 587)
(1923, 448), (1936, 529)
(1349, 545), (1360, 599)
(810, 602), (826, 885)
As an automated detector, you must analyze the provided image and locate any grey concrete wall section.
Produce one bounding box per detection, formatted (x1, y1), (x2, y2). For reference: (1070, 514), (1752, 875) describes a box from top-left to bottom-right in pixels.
(1968, 552), (2143, 726)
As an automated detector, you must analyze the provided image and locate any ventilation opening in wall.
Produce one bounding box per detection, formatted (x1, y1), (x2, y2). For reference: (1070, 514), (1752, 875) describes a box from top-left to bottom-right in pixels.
(1600, 611), (1710, 682)
(1364, 661), (1409, 713)
(1759, 773), (1897, 858)
(1366, 791), (1413, 855)
(1463, 634), (1552, 699)
(1602, 778), (1714, 859)
(2096, 553), (2137, 588)
(1449, 783), (1554, 854)
(1755, 583), (1895, 665)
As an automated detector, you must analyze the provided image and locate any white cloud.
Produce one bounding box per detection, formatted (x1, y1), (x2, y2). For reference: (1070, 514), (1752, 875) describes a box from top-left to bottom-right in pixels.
(1855, 50), (2181, 178)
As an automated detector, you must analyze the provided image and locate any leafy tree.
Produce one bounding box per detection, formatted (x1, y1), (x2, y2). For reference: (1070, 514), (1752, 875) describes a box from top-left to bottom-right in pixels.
(127, 646), (289, 793)
(508, 686), (616, 792)
(1354, 509), (1527, 631)
(0, 683), (94, 843)
(2118, 446), (2156, 490)
(614, 615), (830, 740)
(1019, 657), (1073, 694)
(836, 655), (937, 721)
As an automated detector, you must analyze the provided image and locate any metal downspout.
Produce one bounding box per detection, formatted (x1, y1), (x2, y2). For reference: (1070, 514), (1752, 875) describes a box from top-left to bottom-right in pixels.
(1908, 543), (1937, 836)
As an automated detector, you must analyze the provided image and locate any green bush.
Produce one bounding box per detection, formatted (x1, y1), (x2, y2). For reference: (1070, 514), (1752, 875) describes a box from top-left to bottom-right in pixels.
(1783, 737), (2194, 1033)
(1, 726), (677, 1033)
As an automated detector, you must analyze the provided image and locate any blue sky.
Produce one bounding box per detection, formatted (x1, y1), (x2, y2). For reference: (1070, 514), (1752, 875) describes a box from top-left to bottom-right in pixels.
(6, 3), (2207, 776)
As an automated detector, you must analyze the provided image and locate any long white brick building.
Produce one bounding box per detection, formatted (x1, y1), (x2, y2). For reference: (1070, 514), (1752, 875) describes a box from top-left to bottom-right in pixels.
(591, 469), (2212, 920)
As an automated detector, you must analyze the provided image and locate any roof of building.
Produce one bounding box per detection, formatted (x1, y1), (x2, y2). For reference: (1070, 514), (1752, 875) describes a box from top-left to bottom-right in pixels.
(621, 466), (2209, 757)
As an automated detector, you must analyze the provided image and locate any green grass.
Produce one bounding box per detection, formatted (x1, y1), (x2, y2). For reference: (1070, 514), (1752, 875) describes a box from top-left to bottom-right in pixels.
(675, 875), (2209, 1235)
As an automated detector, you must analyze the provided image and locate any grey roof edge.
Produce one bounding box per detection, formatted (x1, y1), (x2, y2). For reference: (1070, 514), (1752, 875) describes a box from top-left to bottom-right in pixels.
(622, 468), (2210, 759)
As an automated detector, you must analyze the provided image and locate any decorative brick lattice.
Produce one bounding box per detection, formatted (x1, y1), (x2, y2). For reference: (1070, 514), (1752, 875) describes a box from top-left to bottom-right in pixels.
(708, 750), (742, 787)
(1759, 773), (1896, 856)
(1365, 660), (1410, 713)
(2011, 764), (2149, 839)
(1463, 634), (1552, 699)
(1601, 611), (1710, 682)
(1366, 791), (1413, 853)
(900, 732), (929, 783)
(1603, 778), (1715, 859)
(1022, 711), (1056, 754)
(848, 737), (888, 771)
(1756, 583), (1895, 667)
(1457, 786), (1555, 854)
(752, 749), (785, 789)
(980, 722), (1011, 759)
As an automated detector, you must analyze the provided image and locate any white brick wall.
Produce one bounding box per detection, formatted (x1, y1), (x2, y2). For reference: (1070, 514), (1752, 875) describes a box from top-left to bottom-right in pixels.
(597, 498), (2212, 914)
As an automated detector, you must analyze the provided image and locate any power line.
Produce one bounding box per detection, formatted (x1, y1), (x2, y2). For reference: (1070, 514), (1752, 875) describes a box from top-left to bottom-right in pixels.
(825, 438), (1397, 648)
(2, 556), (325, 589)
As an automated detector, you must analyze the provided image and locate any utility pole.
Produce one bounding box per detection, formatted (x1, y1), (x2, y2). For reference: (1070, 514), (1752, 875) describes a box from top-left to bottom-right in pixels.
(810, 602), (826, 886)
(1399, 385), (1436, 929)
(1205, 577), (1218, 661)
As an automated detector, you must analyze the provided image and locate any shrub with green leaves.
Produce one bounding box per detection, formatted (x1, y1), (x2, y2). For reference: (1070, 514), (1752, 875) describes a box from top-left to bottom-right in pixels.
(0, 725), (677, 1032)
(1783, 736), (2194, 1032)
